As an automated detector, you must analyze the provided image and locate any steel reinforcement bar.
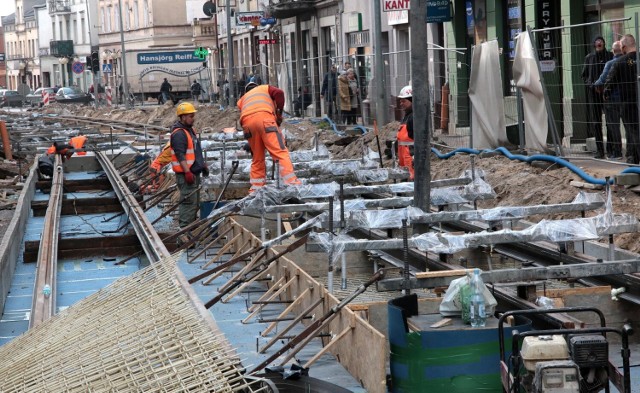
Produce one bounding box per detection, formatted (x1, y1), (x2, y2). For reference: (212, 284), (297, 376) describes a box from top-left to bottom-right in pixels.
(30, 155), (63, 328)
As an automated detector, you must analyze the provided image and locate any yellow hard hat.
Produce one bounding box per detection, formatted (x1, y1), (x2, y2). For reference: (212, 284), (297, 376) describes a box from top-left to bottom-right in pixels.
(176, 102), (197, 116)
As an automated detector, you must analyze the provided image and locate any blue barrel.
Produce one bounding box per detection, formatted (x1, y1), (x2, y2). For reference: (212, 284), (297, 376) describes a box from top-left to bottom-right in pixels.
(388, 295), (531, 393)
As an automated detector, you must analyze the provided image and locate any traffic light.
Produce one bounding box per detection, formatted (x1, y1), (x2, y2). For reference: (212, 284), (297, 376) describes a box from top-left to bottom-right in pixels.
(90, 51), (100, 73)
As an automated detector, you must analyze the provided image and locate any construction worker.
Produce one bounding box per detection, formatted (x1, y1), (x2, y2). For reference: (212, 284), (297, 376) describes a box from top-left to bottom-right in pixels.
(144, 142), (172, 193)
(69, 132), (88, 156)
(238, 82), (301, 192)
(396, 85), (414, 180)
(45, 141), (73, 158)
(170, 102), (208, 230)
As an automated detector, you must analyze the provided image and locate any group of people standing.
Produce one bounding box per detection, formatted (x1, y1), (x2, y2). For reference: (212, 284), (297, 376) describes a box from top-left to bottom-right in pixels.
(583, 34), (639, 164)
(321, 61), (361, 124)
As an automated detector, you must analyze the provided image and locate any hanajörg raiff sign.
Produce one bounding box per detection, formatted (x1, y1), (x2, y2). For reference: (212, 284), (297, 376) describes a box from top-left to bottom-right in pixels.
(383, 0), (409, 12)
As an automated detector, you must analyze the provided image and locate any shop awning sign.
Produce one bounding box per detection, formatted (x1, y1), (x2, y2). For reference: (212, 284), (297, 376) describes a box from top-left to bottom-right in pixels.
(426, 1), (452, 23)
(383, 0), (409, 12)
(236, 11), (264, 26)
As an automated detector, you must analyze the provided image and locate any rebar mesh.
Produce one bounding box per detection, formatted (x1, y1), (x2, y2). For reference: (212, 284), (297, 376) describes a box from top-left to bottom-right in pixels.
(0, 255), (264, 392)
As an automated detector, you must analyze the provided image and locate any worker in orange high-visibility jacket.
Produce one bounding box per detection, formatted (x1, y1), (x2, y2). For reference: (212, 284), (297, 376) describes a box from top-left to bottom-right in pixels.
(396, 85), (414, 180)
(144, 142), (172, 193)
(170, 102), (208, 229)
(46, 141), (73, 158)
(69, 132), (88, 156)
(238, 82), (301, 192)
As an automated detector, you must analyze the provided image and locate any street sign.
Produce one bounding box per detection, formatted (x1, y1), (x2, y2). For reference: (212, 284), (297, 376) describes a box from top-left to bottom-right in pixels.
(72, 61), (85, 74)
(258, 39), (278, 45)
(102, 63), (113, 73)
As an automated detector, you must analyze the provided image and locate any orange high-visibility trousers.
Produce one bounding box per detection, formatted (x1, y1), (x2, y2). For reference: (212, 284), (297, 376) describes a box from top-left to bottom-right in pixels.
(241, 112), (301, 192)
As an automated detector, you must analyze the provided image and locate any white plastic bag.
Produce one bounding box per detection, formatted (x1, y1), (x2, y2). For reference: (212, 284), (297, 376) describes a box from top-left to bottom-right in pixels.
(439, 272), (498, 317)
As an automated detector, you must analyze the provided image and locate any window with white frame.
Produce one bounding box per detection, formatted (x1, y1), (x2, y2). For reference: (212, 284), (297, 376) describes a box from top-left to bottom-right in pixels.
(143, 0), (149, 27)
(133, 1), (139, 29)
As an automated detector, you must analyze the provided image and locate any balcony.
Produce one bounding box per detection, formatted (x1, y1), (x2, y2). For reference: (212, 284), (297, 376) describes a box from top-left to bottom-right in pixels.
(193, 19), (218, 38)
(268, 0), (316, 19)
(48, 0), (71, 14)
(50, 40), (74, 57)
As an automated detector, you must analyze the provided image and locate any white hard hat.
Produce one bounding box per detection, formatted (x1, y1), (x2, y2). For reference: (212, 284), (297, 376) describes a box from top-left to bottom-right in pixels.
(398, 85), (412, 99)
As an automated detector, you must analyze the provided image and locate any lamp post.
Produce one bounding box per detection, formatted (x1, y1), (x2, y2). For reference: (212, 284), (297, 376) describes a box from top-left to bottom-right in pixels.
(117, 0), (130, 109)
(226, 0), (235, 107)
(58, 57), (69, 86)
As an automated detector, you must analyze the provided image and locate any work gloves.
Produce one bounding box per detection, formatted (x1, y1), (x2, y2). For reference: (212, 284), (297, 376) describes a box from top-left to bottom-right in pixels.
(184, 171), (195, 185)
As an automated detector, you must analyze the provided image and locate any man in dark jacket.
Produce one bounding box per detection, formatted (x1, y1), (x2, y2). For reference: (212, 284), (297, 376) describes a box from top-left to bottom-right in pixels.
(582, 36), (613, 159)
(170, 102), (208, 230)
(604, 34), (639, 164)
(160, 78), (173, 104)
(320, 64), (338, 119)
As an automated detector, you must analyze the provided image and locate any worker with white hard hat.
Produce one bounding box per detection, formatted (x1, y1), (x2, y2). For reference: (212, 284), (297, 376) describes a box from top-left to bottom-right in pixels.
(396, 85), (414, 180)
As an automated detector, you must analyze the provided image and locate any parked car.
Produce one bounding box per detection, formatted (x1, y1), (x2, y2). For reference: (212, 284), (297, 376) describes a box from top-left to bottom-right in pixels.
(0, 90), (25, 107)
(26, 87), (57, 107)
(55, 86), (93, 105)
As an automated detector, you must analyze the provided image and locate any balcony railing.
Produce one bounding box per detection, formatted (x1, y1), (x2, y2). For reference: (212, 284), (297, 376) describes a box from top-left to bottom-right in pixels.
(268, 0), (317, 19)
(48, 0), (71, 14)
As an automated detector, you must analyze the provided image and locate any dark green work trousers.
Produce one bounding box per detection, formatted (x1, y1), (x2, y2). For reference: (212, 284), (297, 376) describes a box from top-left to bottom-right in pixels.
(175, 173), (200, 229)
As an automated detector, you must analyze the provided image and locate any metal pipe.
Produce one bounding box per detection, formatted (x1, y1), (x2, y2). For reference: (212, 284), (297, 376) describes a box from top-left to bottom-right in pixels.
(0, 121), (12, 160)
(328, 196), (334, 294)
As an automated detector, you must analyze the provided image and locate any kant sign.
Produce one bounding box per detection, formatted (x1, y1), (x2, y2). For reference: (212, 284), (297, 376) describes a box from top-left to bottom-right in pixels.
(383, 0), (409, 12)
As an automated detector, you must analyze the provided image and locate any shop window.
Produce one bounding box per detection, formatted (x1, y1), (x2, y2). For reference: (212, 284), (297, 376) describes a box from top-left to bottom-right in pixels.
(503, 0), (524, 95)
(466, 0), (487, 45)
(584, 1), (624, 48)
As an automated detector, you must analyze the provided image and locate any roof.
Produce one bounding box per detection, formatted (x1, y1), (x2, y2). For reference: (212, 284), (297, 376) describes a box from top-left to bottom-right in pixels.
(1, 13), (16, 26)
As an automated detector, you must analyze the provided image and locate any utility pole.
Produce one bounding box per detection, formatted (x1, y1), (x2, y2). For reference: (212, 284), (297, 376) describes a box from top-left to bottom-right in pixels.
(118, 0), (130, 109)
(373, 0), (387, 126)
(226, 0), (236, 106)
(411, 0), (431, 233)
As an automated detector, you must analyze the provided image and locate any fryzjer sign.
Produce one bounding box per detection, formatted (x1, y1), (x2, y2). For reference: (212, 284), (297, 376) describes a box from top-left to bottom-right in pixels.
(137, 51), (202, 64)
(383, 0), (409, 12)
(535, 0), (560, 72)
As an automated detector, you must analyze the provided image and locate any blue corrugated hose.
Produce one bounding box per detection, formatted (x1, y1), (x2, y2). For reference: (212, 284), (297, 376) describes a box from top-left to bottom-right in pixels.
(430, 146), (640, 185)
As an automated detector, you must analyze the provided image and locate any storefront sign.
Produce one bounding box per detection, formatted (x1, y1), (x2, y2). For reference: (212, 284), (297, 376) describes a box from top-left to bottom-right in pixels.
(383, 0), (409, 12)
(258, 39), (278, 45)
(535, 0), (560, 71)
(426, 1), (452, 23)
(137, 51), (202, 64)
(388, 10), (408, 25)
(140, 65), (207, 78)
(348, 13), (362, 32)
(236, 11), (264, 26)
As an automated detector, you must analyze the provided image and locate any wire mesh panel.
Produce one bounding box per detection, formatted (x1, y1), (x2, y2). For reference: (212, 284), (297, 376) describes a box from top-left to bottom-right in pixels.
(531, 17), (633, 160)
(0, 256), (266, 392)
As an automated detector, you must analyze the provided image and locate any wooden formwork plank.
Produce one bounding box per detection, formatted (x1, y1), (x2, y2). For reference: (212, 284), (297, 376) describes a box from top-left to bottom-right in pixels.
(222, 218), (387, 393)
(261, 287), (313, 337)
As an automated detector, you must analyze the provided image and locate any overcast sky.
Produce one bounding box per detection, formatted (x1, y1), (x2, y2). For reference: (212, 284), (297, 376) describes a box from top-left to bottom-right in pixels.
(1, 3), (16, 17)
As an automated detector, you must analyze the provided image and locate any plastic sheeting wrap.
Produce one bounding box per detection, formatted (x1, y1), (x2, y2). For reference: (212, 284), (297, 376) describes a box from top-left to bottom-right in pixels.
(348, 208), (410, 230)
(331, 161), (366, 176)
(289, 145), (331, 162)
(309, 232), (354, 264)
(295, 182), (339, 199)
(355, 169), (389, 183)
(211, 131), (244, 141)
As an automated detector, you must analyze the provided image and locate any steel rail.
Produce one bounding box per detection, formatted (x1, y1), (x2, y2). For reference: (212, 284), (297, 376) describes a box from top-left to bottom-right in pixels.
(96, 151), (170, 262)
(30, 155), (63, 328)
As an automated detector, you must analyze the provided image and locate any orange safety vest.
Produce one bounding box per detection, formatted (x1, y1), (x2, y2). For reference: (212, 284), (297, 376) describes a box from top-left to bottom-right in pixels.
(151, 142), (172, 172)
(238, 85), (276, 122)
(397, 123), (414, 179)
(70, 135), (87, 156)
(170, 128), (195, 173)
(46, 145), (56, 154)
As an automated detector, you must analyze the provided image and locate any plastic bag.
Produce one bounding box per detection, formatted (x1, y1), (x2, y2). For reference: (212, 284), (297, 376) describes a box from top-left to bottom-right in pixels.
(439, 271), (498, 320)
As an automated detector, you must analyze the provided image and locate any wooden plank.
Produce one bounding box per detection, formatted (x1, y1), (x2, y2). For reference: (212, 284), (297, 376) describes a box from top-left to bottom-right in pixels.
(538, 286), (611, 298)
(429, 318), (453, 328)
(416, 269), (470, 279)
(569, 180), (603, 190)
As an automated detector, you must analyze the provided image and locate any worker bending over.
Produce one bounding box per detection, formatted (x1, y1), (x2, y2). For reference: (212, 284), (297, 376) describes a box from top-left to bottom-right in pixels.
(238, 82), (301, 192)
(69, 132), (88, 156)
(396, 85), (414, 180)
(170, 102), (208, 230)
